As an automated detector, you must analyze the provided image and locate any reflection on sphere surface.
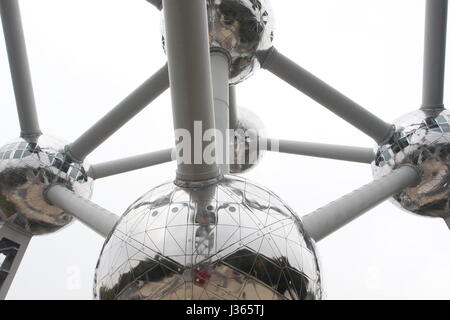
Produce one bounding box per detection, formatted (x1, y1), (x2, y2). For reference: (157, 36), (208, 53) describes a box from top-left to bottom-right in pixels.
(373, 109), (450, 219)
(94, 176), (322, 300)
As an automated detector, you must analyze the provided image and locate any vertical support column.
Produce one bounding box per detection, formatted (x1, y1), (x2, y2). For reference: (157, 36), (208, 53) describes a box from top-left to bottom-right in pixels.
(0, 223), (31, 300)
(0, 0), (41, 137)
(211, 51), (230, 175)
(163, 0), (220, 183)
(422, 0), (448, 109)
(229, 85), (238, 129)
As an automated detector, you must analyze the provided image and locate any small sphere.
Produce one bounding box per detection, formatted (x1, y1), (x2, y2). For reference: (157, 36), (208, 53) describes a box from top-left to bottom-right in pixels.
(161, 0), (275, 84)
(0, 135), (94, 235)
(230, 107), (266, 174)
(94, 176), (322, 300)
(372, 109), (450, 219)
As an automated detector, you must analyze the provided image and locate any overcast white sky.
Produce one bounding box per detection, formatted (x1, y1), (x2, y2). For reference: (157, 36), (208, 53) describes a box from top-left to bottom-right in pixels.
(1, 0), (450, 300)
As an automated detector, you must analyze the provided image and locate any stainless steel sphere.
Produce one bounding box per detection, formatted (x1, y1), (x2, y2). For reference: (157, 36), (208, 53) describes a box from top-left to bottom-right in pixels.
(94, 176), (322, 300)
(372, 109), (450, 219)
(230, 107), (266, 174)
(161, 0), (275, 84)
(0, 135), (94, 235)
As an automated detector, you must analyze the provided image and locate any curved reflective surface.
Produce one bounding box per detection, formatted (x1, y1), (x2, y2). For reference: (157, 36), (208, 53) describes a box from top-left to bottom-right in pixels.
(230, 107), (266, 174)
(0, 135), (94, 235)
(94, 176), (322, 300)
(373, 109), (450, 219)
(161, 0), (275, 84)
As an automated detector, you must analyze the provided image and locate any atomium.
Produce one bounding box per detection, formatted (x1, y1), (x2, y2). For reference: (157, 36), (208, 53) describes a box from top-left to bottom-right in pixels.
(373, 109), (450, 219)
(0, 135), (93, 235)
(161, 0), (275, 84)
(94, 176), (321, 300)
(1, 0), (449, 301)
(230, 107), (266, 174)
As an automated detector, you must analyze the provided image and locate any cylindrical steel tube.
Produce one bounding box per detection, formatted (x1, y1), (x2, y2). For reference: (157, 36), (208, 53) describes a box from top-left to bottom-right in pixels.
(261, 48), (394, 144)
(265, 139), (375, 164)
(89, 148), (174, 179)
(211, 52), (230, 174)
(422, 0), (448, 109)
(68, 65), (169, 161)
(0, 0), (41, 137)
(302, 166), (420, 242)
(45, 185), (119, 238)
(163, 0), (220, 182)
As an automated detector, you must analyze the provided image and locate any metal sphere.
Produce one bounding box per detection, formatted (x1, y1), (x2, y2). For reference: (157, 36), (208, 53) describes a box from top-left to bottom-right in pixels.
(161, 0), (275, 84)
(372, 109), (450, 219)
(94, 176), (322, 300)
(0, 135), (94, 235)
(230, 107), (266, 174)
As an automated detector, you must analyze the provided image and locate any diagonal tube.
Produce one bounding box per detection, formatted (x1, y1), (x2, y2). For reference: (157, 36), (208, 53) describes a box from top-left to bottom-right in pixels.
(0, 0), (41, 137)
(259, 47), (394, 144)
(45, 185), (119, 238)
(264, 139), (375, 164)
(163, 0), (220, 182)
(89, 148), (175, 180)
(67, 64), (169, 162)
(422, 0), (448, 109)
(302, 165), (420, 242)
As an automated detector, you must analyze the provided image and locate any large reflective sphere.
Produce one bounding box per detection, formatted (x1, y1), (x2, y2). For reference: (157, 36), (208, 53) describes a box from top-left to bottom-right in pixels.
(162, 0), (275, 84)
(372, 109), (450, 219)
(0, 135), (94, 235)
(230, 107), (266, 174)
(94, 176), (322, 300)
